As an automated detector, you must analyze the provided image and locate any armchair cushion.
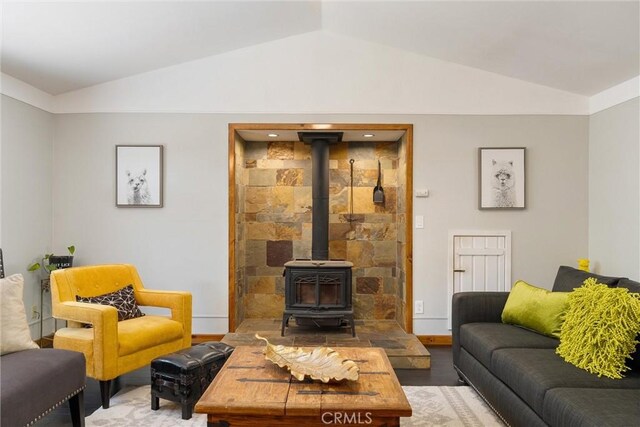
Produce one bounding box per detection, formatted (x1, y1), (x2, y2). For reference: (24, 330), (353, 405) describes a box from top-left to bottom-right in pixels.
(76, 284), (144, 322)
(118, 316), (184, 356)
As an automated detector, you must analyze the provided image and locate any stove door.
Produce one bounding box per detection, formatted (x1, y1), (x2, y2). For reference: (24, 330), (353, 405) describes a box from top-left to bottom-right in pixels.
(285, 268), (350, 309)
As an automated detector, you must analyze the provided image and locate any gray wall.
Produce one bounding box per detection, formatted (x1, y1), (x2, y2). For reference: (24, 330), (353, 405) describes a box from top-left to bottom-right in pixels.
(415, 115), (589, 333)
(53, 112), (589, 334)
(53, 113), (229, 333)
(1, 95), (54, 339)
(589, 98), (640, 279)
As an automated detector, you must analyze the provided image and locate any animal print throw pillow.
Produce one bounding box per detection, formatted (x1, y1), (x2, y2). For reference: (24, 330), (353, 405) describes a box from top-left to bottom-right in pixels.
(76, 284), (144, 322)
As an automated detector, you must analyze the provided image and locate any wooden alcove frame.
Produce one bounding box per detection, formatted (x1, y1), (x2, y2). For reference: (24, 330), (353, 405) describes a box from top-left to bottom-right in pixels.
(228, 123), (414, 333)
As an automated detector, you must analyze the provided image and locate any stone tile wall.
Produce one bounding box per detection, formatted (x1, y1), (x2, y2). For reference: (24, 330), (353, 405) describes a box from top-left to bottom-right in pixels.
(235, 139), (246, 326)
(236, 139), (402, 322)
(396, 137), (408, 326)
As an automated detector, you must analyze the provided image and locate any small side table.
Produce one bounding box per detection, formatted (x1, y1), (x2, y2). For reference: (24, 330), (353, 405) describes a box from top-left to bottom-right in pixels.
(39, 278), (56, 346)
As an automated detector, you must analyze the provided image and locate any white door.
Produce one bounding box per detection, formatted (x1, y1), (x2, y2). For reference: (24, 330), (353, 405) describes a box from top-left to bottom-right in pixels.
(447, 230), (512, 328)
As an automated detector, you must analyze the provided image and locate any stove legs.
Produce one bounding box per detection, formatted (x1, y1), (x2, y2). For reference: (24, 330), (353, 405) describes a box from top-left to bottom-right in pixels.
(345, 314), (356, 337)
(281, 312), (356, 337)
(281, 313), (292, 336)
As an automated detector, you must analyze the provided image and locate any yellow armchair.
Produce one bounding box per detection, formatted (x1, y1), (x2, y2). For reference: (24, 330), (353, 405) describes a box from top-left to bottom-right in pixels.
(50, 264), (192, 408)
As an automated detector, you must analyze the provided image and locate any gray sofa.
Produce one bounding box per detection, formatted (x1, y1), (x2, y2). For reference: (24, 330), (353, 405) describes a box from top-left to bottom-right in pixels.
(452, 266), (640, 427)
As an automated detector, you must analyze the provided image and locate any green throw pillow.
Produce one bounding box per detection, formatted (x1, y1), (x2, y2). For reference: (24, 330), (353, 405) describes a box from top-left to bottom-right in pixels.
(502, 280), (569, 338)
(556, 278), (640, 379)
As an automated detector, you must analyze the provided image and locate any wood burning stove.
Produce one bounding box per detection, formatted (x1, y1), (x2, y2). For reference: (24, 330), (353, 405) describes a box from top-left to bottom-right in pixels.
(281, 260), (354, 336)
(281, 132), (356, 336)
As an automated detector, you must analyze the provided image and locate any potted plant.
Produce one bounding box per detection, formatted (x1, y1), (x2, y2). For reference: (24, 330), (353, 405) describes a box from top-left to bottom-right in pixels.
(28, 245), (76, 273)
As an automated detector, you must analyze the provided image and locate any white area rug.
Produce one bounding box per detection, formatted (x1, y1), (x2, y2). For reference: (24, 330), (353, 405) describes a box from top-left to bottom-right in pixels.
(86, 385), (504, 426)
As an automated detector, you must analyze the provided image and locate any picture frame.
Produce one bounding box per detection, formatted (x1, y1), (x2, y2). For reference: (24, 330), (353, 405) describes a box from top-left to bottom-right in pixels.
(479, 147), (526, 210)
(116, 145), (163, 208)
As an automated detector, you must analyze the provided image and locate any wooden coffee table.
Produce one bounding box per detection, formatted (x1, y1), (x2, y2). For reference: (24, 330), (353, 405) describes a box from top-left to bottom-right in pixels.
(195, 346), (412, 426)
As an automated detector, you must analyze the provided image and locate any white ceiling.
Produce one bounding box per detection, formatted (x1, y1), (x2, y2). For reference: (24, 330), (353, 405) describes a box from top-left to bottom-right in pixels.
(2, 1), (638, 96)
(1, 1), (322, 94)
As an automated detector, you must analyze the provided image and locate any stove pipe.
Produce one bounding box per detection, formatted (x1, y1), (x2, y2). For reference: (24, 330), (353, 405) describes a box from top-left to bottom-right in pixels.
(299, 132), (343, 260)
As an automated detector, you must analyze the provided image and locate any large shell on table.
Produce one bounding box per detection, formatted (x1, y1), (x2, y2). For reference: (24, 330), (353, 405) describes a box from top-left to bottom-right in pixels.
(255, 334), (359, 382)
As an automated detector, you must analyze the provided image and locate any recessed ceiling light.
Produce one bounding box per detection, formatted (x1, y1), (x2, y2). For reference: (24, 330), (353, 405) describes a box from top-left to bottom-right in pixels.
(363, 133), (375, 138)
(268, 133), (279, 138)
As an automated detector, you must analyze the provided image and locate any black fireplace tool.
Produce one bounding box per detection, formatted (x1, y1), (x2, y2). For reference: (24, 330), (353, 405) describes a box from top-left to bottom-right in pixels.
(348, 159), (356, 225)
(373, 160), (385, 204)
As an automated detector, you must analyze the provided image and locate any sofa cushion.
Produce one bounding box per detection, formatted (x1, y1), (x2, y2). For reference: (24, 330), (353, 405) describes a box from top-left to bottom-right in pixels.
(502, 280), (570, 338)
(460, 323), (558, 369)
(0, 348), (85, 427)
(618, 279), (640, 372)
(491, 348), (640, 416)
(618, 278), (640, 293)
(552, 265), (623, 291)
(542, 388), (640, 427)
(458, 348), (548, 427)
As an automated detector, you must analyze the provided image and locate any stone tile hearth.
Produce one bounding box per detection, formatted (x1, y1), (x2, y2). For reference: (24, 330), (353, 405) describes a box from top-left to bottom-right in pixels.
(222, 319), (430, 370)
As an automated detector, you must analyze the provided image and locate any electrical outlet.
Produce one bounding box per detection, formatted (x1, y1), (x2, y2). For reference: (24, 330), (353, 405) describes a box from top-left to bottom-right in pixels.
(414, 300), (424, 314)
(31, 305), (39, 320)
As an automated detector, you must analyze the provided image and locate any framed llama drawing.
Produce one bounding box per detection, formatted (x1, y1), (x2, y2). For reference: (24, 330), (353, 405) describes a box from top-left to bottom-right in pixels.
(116, 145), (164, 208)
(479, 147), (526, 210)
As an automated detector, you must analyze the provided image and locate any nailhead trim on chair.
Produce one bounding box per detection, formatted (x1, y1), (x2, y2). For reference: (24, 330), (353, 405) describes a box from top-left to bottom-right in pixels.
(25, 386), (86, 427)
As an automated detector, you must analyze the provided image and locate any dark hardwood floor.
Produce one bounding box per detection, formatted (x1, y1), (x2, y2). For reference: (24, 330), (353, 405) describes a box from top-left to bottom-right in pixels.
(37, 346), (458, 426)
(396, 346), (460, 387)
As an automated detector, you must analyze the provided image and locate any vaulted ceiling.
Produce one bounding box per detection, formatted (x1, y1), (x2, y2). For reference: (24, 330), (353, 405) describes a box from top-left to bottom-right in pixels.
(2, 1), (638, 96)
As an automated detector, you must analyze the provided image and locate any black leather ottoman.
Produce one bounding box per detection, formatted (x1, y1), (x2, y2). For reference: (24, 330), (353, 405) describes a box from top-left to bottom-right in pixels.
(150, 342), (234, 420)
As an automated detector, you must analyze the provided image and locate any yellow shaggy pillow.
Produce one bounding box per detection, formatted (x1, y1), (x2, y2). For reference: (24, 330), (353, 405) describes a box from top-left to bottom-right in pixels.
(556, 278), (640, 379)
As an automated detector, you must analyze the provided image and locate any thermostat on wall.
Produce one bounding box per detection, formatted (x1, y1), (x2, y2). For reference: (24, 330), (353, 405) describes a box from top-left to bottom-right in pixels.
(416, 189), (429, 198)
